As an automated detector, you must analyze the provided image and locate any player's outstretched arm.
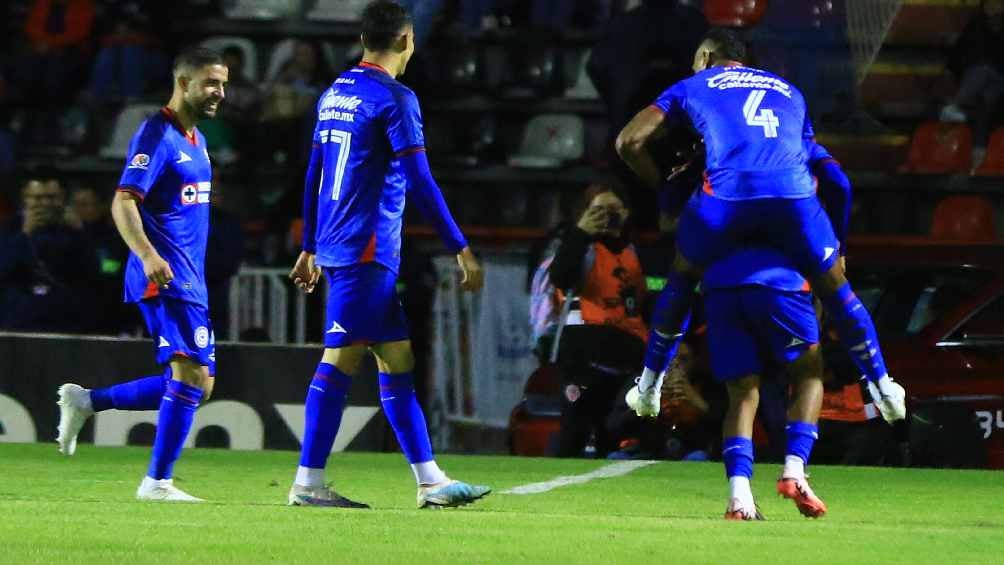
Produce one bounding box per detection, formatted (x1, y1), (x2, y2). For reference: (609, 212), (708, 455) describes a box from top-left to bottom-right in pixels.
(616, 106), (667, 190)
(808, 142), (852, 259)
(399, 150), (482, 292)
(290, 143), (323, 293)
(111, 191), (173, 287)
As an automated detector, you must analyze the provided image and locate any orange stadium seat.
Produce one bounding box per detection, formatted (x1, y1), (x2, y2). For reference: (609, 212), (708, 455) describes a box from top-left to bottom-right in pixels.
(703, 0), (769, 28)
(973, 128), (1004, 177)
(899, 121), (972, 174)
(930, 195), (996, 241)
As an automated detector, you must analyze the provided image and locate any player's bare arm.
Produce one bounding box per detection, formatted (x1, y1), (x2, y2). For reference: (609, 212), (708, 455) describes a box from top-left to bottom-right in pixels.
(110, 191), (174, 287)
(615, 106), (667, 190)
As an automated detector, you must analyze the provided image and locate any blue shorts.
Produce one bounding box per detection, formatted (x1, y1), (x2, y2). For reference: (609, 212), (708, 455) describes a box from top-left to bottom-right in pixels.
(322, 263), (409, 348)
(677, 193), (839, 277)
(704, 286), (819, 383)
(137, 297), (215, 375)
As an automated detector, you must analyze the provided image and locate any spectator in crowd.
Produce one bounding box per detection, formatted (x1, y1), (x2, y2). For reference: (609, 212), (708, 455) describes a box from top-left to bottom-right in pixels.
(606, 341), (726, 460)
(84, 4), (170, 104)
(66, 185), (133, 334)
(587, 0), (706, 137)
(260, 40), (330, 164)
(942, 0), (1004, 169)
(206, 169), (245, 340)
(545, 179), (648, 458)
(13, 0), (95, 145)
(0, 172), (97, 331)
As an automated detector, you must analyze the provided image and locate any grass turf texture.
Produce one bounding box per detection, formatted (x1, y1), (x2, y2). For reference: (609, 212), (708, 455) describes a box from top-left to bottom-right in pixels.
(1, 444), (1002, 564)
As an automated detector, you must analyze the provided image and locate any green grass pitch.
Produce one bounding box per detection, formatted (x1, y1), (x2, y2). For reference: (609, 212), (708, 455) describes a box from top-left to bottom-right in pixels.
(1, 444), (1002, 564)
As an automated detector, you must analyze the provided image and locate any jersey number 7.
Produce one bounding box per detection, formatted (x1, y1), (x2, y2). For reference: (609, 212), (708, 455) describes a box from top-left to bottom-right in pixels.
(318, 129), (352, 200)
(743, 90), (779, 138)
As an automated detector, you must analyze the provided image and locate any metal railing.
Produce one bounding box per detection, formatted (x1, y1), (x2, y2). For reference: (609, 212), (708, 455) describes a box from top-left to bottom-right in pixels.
(228, 267), (321, 344)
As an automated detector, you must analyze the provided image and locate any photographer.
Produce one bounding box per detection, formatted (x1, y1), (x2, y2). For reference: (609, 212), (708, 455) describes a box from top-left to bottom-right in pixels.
(547, 180), (648, 458)
(0, 173), (97, 331)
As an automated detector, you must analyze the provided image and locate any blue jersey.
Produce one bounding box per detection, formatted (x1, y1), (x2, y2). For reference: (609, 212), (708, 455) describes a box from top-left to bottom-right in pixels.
(703, 248), (808, 292)
(310, 63), (425, 274)
(118, 108), (212, 307)
(652, 65), (816, 201)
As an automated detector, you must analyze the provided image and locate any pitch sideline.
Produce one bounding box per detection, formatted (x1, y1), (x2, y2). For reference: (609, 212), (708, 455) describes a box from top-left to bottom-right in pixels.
(501, 460), (660, 495)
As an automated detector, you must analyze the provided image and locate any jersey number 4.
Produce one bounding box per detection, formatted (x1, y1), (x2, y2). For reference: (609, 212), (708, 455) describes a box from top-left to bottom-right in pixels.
(318, 129), (352, 200)
(743, 90), (779, 138)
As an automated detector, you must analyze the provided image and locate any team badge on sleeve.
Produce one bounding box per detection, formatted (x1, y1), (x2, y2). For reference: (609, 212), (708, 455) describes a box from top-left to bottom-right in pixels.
(194, 326), (210, 348)
(129, 154), (150, 169)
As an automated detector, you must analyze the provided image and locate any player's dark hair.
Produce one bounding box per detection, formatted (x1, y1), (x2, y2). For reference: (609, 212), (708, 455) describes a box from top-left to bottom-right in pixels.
(360, 1), (412, 52)
(221, 45), (244, 62)
(173, 47), (225, 74)
(701, 28), (747, 63)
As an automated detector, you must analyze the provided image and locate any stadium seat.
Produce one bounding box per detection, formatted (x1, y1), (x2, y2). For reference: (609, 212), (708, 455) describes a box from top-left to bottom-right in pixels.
(930, 195), (997, 241)
(703, 0), (768, 28)
(509, 115), (585, 168)
(100, 104), (163, 160)
(973, 128), (1004, 176)
(307, 0), (368, 22)
(899, 121), (972, 174)
(200, 37), (258, 82)
(564, 49), (599, 100)
(223, 0), (301, 20)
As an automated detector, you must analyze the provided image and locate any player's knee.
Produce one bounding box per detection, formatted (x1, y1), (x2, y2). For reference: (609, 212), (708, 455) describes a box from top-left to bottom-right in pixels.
(789, 346), (824, 384)
(169, 357), (211, 392)
(374, 341), (415, 374)
(321, 346), (366, 376)
(811, 262), (847, 296)
(727, 376), (759, 404)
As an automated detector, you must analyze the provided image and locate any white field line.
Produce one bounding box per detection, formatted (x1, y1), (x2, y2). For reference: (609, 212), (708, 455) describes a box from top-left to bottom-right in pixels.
(501, 460), (660, 495)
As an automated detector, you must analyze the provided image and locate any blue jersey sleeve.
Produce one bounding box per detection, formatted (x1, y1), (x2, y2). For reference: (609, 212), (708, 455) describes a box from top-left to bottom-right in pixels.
(802, 113), (816, 143)
(117, 120), (167, 198)
(651, 82), (688, 121)
(386, 89), (425, 155)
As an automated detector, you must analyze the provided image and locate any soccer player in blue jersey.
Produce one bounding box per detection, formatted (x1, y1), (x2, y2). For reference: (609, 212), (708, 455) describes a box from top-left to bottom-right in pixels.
(286, 1), (489, 509)
(56, 48), (227, 502)
(699, 248), (828, 520)
(616, 28), (906, 424)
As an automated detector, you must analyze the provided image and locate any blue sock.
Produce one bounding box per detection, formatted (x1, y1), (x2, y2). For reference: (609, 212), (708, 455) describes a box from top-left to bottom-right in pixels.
(722, 436), (754, 479)
(820, 282), (889, 383)
(148, 380), (203, 480)
(298, 363), (351, 469)
(643, 272), (694, 372)
(786, 421), (819, 465)
(379, 372), (434, 464)
(90, 370), (169, 412)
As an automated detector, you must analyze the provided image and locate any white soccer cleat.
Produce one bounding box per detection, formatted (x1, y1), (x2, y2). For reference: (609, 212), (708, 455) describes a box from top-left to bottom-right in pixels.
(724, 497), (764, 521)
(625, 381), (661, 418)
(56, 383), (94, 455)
(867, 376), (906, 423)
(136, 476), (204, 502)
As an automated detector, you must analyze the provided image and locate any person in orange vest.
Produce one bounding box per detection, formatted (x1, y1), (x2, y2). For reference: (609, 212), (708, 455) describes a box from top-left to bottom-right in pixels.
(546, 179), (648, 458)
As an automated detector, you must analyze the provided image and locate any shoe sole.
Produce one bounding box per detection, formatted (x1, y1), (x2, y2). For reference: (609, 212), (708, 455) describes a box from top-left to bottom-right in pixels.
(419, 490), (491, 509)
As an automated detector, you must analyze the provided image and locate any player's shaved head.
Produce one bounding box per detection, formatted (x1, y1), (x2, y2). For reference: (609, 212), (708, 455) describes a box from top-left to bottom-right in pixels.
(699, 28), (747, 64)
(361, 0), (412, 52)
(173, 47), (226, 76)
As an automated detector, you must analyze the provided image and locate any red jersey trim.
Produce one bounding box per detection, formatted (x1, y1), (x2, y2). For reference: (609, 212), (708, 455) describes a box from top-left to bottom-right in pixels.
(359, 61), (391, 75)
(702, 171), (714, 196)
(116, 186), (146, 201)
(160, 107), (199, 146)
(647, 104), (666, 115)
(142, 281), (160, 299)
(359, 233), (377, 263)
(394, 146), (425, 158)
